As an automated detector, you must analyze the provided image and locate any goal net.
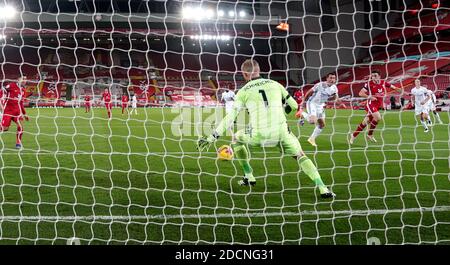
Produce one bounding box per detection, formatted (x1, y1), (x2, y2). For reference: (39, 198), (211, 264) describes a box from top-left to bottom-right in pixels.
(0, 0), (448, 245)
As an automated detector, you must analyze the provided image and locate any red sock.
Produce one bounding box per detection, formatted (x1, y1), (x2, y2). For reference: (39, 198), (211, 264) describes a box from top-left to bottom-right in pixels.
(108, 111), (111, 118)
(353, 115), (373, 137)
(16, 125), (23, 144)
(353, 122), (367, 137)
(368, 120), (378, 136)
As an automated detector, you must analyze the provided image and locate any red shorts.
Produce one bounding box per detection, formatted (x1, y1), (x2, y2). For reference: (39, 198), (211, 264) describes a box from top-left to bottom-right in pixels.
(85, 102), (91, 107)
(105, 102), (112, 110)
(365, 100), (381, 114)
(2, 110), (21, 128)
(121, 103), (127, 108)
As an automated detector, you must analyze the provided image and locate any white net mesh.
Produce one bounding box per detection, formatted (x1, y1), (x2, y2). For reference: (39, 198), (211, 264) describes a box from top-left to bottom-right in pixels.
(0, 0), (448, 245)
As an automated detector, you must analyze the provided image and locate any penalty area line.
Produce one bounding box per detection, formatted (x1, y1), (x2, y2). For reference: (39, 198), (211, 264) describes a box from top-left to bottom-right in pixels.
(0, 206), (448, 221)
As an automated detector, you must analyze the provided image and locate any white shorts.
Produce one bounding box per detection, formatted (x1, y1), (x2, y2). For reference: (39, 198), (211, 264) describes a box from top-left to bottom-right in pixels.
(415, 105), (429, 116)
(225, 102), (234, 114)
(306, 102), (325, 119)
(427, 102), (436, 111)
(132, 103), (137, 108)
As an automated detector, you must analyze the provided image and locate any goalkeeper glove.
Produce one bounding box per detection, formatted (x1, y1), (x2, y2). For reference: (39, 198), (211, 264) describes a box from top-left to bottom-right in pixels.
(197, 133), (219, 152)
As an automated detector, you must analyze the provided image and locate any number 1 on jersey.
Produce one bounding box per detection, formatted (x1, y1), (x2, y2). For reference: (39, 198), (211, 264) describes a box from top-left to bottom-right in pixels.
(259, 90), (268, 107)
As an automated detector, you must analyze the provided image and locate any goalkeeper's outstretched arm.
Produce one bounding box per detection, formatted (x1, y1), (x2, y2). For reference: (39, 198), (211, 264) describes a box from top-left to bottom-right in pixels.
(280, 85), (298, 115)
(197, 94), (243, 151)
(283, 94), (298, 114)
(214, 107), (241, 137)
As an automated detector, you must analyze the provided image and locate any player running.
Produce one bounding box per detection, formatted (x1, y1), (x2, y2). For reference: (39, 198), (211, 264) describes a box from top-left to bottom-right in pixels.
(426, 88), (443, 125)
(410, 79), (431, 132)
(293, 88), (304, 125)
(197, 59), (335, 199)
(130, 94), (138, 115)
(297, 73), (343, 147)
(349, 70), (403, 144)
(0, 77), (29, 149)
(121, 93), (129, 115)
(101, 88), (112, 118)
(84, 94), (91, 113)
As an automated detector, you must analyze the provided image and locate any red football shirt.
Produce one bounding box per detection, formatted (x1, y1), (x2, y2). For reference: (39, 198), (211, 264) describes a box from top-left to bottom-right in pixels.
(85, 95), (91, 102)
(3, 82), (23, 111)
(122, 95), (128, 103)
(102, 92), (111, 102)
(294, 90), (303, 104)
(364, 80), (392, 101)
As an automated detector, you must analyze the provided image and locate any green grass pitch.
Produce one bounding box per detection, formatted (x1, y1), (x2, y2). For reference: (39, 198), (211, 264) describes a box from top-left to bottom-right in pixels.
(0, 107), (448, 244)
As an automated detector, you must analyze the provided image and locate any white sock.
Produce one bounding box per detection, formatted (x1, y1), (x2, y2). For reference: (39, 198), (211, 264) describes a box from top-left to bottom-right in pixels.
(434, 112), (442, 122)
(302, 111), (310, 121)
(310, 126), (323, 140)
(420, 120), (428, 130)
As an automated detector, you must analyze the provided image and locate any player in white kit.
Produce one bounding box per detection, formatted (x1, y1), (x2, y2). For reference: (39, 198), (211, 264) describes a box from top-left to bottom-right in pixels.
(410, 79), (431, 132)
(426, 89), (443, 125)
(299, 73), (343, 147)
(220, 89), (236, 135)
(221, 89), (235, 114)
(130, 94), (138, 115)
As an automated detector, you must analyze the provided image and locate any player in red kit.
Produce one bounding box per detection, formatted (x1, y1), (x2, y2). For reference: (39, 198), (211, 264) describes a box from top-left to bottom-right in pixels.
(0, 88), (3, 115)
(121, 94), (129, 114)
(101, 89), (112, 118)
(349, 70), (403, 144)
(84, 94), (91, 113)
(293, 88), (305, 125)
(1, 77), (29, 149)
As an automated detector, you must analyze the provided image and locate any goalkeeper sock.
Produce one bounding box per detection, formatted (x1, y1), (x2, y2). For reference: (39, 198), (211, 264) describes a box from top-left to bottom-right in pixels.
(368, 120), (378, 136)
(310, 126), (323, 140)
(298, 156), (329, 194)
(233, 144), (254, 178)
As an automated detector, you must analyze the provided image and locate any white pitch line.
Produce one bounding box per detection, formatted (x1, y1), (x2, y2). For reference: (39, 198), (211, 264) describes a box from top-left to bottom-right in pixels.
(0, 206), (448, 221)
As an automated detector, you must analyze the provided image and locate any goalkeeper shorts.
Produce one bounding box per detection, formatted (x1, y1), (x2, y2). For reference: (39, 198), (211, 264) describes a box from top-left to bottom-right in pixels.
(234, 128), (303, 156)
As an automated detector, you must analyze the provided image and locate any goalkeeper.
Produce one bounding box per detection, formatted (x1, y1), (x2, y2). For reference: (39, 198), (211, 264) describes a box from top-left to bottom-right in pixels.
(198, 59), (335, 198)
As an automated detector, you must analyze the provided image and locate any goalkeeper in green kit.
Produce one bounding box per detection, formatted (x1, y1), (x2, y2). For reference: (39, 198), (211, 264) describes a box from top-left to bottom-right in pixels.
(198, 59), (335, 199)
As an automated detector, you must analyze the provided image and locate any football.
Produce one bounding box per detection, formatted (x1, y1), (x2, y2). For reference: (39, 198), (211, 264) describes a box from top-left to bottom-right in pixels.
(217, 145), (234, 161)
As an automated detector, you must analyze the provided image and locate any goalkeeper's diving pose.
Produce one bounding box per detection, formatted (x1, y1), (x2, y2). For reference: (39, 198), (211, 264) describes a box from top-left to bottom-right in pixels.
(198, 59), (335, 198)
